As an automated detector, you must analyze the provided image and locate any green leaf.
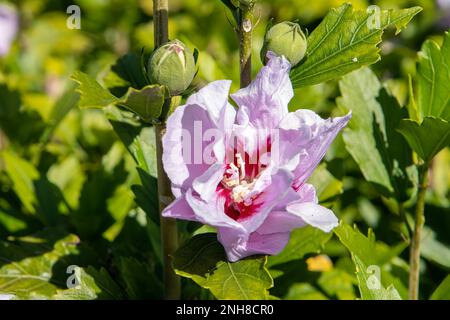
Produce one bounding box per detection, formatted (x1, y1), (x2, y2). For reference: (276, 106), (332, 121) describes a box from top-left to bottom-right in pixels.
(72, 71), (165, 121)
(430, 275), (450, 300)
(338, 68), (414, 199)
(318, 269), (357, 300)
(284, 283), (328, 300)
(72, 71), (119, 109)
(268, 226), (332, 267)
(1, 151), (39, 213)
(421, 225), (450, 269)
(353, 255), (402, 300)
(47, 156), (86, 209)
(290, 4), (421, 87)
(334, 223), (407, 266)
(398, 117), (450, 164)
(417, 31), (450, 121)
(54, 267), (124, 300)
(0, 234), (78, 299)
(307, 163), (343, 205)
(119, 86), (165, 122)
(115, 256), (163, 299)
(107, 107), (158, 177)
(105, 53), (148, 94)
(334, 223), (406, 299)
(39, 86), (80, 145)
(173, 233), (273, 300)
(0, 84), (46, 146)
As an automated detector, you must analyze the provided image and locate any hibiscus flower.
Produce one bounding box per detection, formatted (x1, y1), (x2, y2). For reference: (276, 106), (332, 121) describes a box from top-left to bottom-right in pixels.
(162, 52), (351, 262)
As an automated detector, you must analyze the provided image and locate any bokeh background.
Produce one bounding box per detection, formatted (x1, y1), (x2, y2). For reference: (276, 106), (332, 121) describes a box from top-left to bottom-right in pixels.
(0, 0), (448, 299)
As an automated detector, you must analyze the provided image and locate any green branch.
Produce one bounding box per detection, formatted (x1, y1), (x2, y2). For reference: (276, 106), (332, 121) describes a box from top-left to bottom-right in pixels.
(408, 166), (429, 300)
(153, 0), (180, 300)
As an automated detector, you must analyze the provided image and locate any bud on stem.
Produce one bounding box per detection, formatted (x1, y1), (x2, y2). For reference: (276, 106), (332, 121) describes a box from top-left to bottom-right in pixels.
(148, 39), (196, 96)
(261, 21), (307, 67)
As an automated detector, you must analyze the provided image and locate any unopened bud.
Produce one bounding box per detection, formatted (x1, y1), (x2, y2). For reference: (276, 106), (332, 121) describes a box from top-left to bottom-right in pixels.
(261, 21), (307, 66)
(148, 40), (196, 96)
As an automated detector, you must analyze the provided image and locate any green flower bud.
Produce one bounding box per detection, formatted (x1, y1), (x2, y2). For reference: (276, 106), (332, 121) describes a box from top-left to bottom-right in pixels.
(148, 40), (196, 96)
(261, 21), (307, 67)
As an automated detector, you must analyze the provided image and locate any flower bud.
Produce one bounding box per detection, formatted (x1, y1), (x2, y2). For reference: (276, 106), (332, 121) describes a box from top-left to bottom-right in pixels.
(261, 21), (307, 67)
(148, 40), (196, 96)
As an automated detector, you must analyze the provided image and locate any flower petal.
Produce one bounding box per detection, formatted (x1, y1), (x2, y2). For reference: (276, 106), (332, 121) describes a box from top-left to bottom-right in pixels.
(231, 53), (293, 129)
(286, 201), (338, 233)
(274, 110), (351, 186)
(185, 188), (244, 231)
(162, 104), (214, 194)
(163, 81), (235, 195)
(218, 227), (290, 262)
(186, 80), (232, 124)
(192, 163), (225, 202)
(161, 195), (197, 221)
(256, 211), (307, 234)
(239, 167), (294, 233)
(257, 183), (317, 234)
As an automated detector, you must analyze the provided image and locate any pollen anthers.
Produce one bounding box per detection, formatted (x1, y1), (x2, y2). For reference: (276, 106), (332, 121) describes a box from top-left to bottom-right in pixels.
(221, 153), (257, 207)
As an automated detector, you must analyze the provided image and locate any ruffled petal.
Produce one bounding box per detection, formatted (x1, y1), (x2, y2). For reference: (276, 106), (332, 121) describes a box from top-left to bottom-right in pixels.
(256, 211), (307, 234)
(231, 53), (293, 129)
(163, 81), (235, 195)
(218, 227), (290, 262)
(273, 110), (351, 186)
(257, 183), (317, 234)
(238, 167), (294, 233)
(161, 195), (197, 221)
(162, 104), (215, 193)
(186, 80), (232, 124)
(192, 163), (225, 202)
(185, 188), (245, 232)
(286, 201), (338, 233)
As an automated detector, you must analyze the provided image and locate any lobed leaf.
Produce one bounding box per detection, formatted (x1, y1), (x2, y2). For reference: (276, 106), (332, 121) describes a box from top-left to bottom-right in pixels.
(416, 31), (450, 122)
(338, 68), (415, 200)
(173, 233), (273, 300)
(290, 4), (422, 87)
(268, 226), (332, 267)
(72, 71), (165, 122)
(398, 117), (450, 164)
(430, 275), (450, 300)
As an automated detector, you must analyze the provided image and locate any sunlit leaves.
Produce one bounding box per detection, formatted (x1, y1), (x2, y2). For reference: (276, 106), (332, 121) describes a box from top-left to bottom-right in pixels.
(430, 275), (450, 300)
(337, 68), (415, 200)
(416, 31), (450, 121)
(1, 151), (39, 213)
(399, 31), (450, 164)
(72, 71), (165, 122)
(268, 226), (332, 267)
(334, 223), (406, 299)
(353, 255), (401, 300)
(173, 233), (273, 300)
(290, 4), (421, 87)
(0, 233), (88, 299)
(398, 117), (450, 164)
(54, 267), (124, 300)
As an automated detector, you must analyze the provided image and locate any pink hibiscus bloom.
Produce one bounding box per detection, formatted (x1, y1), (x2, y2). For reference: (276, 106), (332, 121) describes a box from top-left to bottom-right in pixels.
(162, 52), (351, 262)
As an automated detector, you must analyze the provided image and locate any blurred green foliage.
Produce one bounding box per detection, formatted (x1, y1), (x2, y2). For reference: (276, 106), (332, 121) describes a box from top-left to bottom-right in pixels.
(0, 0), (448, 299)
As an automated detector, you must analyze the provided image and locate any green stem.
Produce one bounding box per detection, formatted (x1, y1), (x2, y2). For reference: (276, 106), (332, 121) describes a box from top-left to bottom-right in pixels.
(153, 0), (180, 300)
(408, 166), (428, 300)
(238, 5), (253, 88)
